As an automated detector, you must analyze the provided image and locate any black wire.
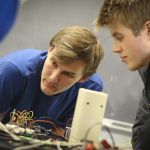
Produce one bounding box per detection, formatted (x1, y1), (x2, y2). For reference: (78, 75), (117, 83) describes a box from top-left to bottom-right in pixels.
(82, 122), (118, 149)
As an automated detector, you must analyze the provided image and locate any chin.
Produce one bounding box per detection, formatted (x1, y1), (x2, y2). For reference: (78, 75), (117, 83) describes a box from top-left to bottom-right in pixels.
(40, 85), (53, 96)
(42, 87), (63, 96)
(128, 67), (137, 71)
(42, 90), (56, 96)
(128, 63), (143, 71)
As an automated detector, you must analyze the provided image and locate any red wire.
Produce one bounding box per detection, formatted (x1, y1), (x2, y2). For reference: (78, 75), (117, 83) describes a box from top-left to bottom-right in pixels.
(28, 119), (64, 137)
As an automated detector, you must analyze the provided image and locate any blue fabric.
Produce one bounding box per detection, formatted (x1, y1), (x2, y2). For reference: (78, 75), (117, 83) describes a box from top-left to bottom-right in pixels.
(0, 49), (103, 128)
(0, 0), (19, 41)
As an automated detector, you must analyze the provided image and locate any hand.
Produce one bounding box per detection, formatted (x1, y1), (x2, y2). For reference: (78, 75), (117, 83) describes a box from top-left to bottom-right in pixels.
(0, 113), (3, 121)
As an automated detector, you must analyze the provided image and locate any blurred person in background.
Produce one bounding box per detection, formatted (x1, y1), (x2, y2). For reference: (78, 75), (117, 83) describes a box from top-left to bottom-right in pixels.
(0, 0), (19, 42)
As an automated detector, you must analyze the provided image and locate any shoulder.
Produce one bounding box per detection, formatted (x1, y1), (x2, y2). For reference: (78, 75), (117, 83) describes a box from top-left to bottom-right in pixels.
(88, 74), (103, 85)
(2, 49), (47, 60)
(138, 64), (150, 84)
(0, 49), (47, 75)
(76, 74), (103, 92)
(83, 74), (103, 91)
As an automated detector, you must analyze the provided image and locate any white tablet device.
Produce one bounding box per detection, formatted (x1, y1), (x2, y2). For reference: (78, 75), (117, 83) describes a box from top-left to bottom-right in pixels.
(69, 88), (108, 144)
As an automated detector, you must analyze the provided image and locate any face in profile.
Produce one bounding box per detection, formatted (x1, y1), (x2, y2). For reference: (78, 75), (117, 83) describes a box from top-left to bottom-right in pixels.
(110, 23), (150, 71)
(40, 48), (86, 96)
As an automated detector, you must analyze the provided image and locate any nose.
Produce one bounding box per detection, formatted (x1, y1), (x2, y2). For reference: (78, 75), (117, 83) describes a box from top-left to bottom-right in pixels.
(48, 70), (60, 83)
(112, 41), (122, 53)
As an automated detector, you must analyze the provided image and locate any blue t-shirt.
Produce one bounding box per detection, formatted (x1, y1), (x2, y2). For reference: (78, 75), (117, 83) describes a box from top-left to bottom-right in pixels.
(0, 49), (103, 128)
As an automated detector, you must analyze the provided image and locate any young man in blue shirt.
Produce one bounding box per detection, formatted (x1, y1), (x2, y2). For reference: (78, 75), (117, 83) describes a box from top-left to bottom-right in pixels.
(0, 26), (104, 136)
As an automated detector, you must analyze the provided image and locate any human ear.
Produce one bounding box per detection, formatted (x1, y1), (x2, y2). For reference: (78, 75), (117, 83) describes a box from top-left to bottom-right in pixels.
(144, 21), (150, 38)
(48, 45), (55, 52)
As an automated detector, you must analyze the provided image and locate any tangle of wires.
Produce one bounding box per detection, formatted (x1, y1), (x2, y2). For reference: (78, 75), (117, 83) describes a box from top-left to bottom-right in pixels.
(8, 109), (67, 141)
(0, 110), (133, 150)
(0, 128), (82, 150)
(0, 128), (34, 150)
(0, 110), (82, 150)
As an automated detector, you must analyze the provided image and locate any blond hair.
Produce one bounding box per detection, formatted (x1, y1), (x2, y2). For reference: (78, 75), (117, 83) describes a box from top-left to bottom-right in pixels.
(49, 26), (103, 77)
(95, 0), (150, 36)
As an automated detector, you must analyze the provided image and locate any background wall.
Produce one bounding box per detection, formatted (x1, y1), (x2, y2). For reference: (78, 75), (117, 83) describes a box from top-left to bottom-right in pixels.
(0, 0), (144, 123)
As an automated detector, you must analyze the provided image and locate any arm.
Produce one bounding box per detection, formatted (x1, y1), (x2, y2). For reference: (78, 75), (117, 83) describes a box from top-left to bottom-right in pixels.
(0, 62), (24, 122)
(132, 89), (150, 148)
(81, 74), (103, 92)
(0, 113), (3, 121)
(132, 65), (150, 148)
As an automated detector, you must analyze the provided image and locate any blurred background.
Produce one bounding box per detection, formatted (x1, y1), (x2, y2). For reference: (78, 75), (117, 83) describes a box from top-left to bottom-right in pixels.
(0, 0), (143, 124)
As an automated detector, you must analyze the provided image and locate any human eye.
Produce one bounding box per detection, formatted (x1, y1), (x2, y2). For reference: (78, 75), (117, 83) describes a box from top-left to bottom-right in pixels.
(50, 59), (57, 68)
(115, 34), (124, 41)
(62, 72), (76, 78)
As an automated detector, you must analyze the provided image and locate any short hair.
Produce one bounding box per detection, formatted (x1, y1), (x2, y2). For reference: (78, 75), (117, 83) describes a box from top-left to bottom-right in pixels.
(95, 0), (150, 36)
(49, 26), (103, 77)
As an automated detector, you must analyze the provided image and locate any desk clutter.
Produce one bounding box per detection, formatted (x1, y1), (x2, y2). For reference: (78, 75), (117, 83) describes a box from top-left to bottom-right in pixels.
(0, 121), (132, 150)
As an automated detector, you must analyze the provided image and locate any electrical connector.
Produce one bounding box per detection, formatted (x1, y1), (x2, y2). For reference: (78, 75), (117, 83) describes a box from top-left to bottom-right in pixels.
(100, 139), (111, 149)
(82, 140), (95, 150)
